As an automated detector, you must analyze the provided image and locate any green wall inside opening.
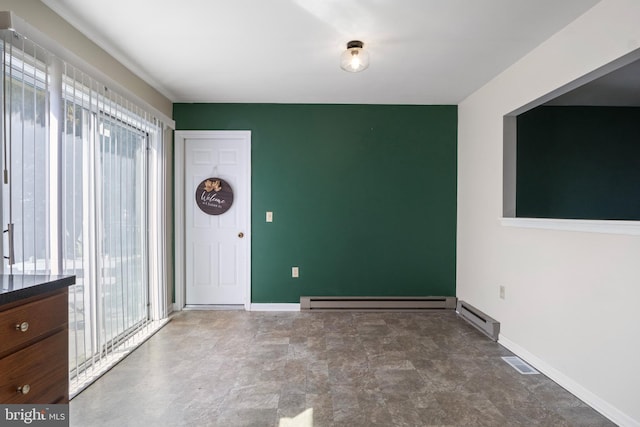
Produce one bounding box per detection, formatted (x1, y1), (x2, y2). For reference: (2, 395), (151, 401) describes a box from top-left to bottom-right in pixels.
(517, 106), (640, 220)
(174, 104), (457, 303)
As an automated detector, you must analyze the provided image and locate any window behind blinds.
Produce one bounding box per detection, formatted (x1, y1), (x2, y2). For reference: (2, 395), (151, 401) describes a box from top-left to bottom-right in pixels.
(1, 27), (51, 274)
(1, 12), (170, 396)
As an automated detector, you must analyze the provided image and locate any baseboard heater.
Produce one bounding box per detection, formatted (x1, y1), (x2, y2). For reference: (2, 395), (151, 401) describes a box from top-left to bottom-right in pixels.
(300, 296), (457, 311)
(456, 300), (500, 341)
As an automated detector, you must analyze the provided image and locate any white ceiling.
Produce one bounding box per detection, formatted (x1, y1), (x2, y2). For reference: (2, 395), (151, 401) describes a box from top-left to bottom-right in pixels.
(41, 0), (600, 104)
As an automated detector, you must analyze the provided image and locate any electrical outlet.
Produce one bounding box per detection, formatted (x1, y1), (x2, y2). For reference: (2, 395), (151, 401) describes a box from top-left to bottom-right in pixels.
(266, 211), (273, 222)
(499, 285), (505, 300)
(292, 267), (299, 278)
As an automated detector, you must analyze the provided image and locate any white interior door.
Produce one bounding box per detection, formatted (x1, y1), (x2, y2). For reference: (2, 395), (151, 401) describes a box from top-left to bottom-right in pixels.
(183, 131), (250, 305)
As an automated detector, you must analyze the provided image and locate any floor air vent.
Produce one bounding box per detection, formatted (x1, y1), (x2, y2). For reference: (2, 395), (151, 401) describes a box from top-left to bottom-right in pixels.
(502, 356), (540, 375)
(456, 300), (500, 341)
(300, 296), (457, 311)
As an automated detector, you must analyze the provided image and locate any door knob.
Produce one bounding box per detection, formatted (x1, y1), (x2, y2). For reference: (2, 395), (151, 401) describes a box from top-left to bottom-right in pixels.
(238, 232), (244, 238)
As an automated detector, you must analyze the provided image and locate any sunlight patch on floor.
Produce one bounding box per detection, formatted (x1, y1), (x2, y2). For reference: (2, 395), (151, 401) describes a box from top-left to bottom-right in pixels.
(279, 408), (314, 427)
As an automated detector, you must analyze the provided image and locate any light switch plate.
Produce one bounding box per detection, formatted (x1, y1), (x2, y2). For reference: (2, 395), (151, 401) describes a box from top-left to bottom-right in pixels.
(266, 211), (273, 222)
(292, 267), (299, 278)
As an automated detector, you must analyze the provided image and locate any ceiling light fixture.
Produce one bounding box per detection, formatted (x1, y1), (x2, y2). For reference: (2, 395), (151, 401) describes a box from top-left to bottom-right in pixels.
(340, 40), (369, 73)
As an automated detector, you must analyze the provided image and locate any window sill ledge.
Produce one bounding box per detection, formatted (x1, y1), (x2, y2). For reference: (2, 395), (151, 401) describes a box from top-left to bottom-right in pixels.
(500, 217), (640, 236)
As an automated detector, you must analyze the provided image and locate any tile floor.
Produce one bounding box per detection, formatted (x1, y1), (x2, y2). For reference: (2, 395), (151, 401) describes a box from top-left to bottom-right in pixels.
(70, 310), (615, 427)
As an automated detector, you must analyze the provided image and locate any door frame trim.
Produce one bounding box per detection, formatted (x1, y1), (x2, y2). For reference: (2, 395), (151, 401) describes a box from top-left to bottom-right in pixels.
(174, 130), (252, 311)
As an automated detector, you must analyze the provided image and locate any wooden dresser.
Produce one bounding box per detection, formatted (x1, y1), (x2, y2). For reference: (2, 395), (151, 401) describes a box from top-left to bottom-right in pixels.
(0, 275), (75, 404)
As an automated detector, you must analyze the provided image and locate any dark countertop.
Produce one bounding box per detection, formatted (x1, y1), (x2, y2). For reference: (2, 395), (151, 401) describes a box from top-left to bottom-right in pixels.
(0, 274), (76, 306)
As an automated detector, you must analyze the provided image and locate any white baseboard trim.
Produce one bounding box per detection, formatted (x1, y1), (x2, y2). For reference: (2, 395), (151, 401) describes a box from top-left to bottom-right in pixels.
(249, 303), (300, 312)
(173, 302), (302, 312)
(498, 334), (639, 427)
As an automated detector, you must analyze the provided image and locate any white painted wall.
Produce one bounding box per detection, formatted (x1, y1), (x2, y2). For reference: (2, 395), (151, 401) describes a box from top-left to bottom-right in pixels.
(457, 1), (640, 425)
(0, 0), (172, 117)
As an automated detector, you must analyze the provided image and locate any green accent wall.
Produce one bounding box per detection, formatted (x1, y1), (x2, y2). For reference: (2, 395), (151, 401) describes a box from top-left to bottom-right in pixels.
(517, 106), (640, 220)
(174, 104), (457, 303)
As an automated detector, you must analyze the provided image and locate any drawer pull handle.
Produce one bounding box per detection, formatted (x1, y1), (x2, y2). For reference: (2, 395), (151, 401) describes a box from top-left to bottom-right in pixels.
(17, 384), (31, 395)
(15, 322), (29, 332)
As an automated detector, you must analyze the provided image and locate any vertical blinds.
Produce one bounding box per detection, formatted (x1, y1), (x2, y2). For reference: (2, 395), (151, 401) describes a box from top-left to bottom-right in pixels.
(1, 28), (50, 273)
(1, 13), (169, 396)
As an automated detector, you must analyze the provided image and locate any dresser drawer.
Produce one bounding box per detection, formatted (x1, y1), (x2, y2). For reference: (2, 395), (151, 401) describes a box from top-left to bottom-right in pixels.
(0, 291), (68, 355)
(0, 329), (68, 403)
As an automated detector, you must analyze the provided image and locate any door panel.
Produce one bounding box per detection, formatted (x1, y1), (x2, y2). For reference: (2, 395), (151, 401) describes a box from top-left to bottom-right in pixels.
(218, 243), (238, 286)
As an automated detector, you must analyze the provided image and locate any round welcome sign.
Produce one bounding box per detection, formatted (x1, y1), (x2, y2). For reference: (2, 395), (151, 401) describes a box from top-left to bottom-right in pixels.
(195, 177), (234, 215)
